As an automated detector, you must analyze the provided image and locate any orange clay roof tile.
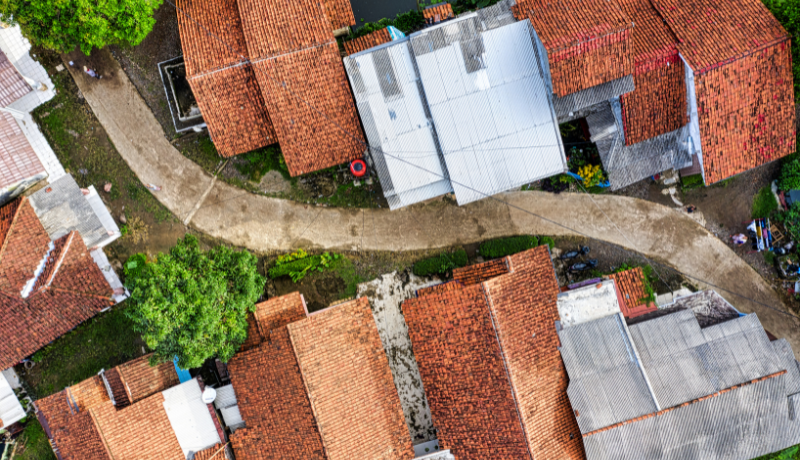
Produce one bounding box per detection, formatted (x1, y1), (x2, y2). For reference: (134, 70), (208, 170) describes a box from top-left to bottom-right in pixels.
(404, 247), (585, 459)
(343, 28), (392, 55)
(608, 267), (657, 318)
(452, 258), (510, 286)
(513, 0), (634, 97)
(423, 3), (454, 24)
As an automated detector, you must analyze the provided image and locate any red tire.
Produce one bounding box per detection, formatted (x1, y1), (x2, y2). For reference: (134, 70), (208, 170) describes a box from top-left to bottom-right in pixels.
(350, 159), (367, 177)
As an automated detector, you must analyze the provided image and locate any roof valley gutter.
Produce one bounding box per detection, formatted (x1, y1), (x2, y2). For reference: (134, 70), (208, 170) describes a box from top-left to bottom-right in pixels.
(615, 312), (661, 411)
(480, 274), (535, 460)
(89, 407), (117, 460)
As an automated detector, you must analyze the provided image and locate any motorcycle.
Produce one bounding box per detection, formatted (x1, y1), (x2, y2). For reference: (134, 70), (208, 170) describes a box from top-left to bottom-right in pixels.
(569, 259), (598, 273)
(561, 245), (590, 260)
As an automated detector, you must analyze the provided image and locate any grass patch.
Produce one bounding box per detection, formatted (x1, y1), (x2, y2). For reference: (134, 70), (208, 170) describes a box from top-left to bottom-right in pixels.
(11, 418), (56, 460)
(413, 249), (468, 277)
(32, 49), (174, 223)
(23, 306), (144, 398)
(540, 236), (556, 250)
(233, 145), (290, 182)
(753, 444), (800, 460)
(680, 174), (704, 189)
(752, 186), (779, 219)
(480, 235), (538, 258)
(713, 177), (734, 188)
(330, 257), (365, 299)
(764, 251), (777, 265)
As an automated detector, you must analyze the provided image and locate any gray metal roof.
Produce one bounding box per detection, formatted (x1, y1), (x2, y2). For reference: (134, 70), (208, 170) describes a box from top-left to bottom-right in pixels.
(561, 307), (800, 460)
(554, 76), (634, 123)
(586, 101), (692, 191)
(628, 290), (741, 328)
(345, 13), (567, 208)
(28, 174), (119, 249)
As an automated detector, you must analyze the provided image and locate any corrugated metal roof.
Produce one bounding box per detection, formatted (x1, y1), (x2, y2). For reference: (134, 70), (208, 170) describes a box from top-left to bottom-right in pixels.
(413, 17), (566, 205)
(563, 307), (800, 459)
(161, 379), (222, 458)
(554, 76), (634, 122)
(0, 370), (24, 428)
(344, 40), (453, 209)
(558, 313), (657, 433)
(214, 384), (237, 410)
(345, 14), (567, 208)
(587, 100), (692, 190)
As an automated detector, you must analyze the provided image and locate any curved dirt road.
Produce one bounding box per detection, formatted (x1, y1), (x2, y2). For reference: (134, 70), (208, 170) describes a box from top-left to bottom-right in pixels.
(64, 49), (800, 348)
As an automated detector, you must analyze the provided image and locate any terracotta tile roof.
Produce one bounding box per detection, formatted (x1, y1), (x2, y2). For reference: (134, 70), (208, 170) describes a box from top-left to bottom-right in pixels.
(416, 280), (464, 297)
(403, 247), (585, 459)
(35, 355), (181, 460)
(103, 368), (131, 408)
(512, 0), (634, 97)
(343, 27), (392, 55)
(452, 258), (509, 286)
(254, 291), (307, 335)
(0, 52), (31, 107)
(614, 0), (687, 145)
(253, 43), (365, 176)
(0, 198), (114, 369)
(651, 0), (788, 72)
(322, 0), (356, 31)
(288, 297), (414, 460)
(175, 0), (250, 77)
(0, 111), (45, 189)
(229, 327), (326, 460)
(608, 267), (657, 318)
(694, 41), (796, 184)
(194, 444), (226, 460)
(423, 3), (454, 24)
(176, 0), (363, 172)
(188, 66), (277, 158)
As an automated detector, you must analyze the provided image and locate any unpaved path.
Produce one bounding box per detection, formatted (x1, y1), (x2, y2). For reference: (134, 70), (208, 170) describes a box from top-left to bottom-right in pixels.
(64, 49), (800, 348)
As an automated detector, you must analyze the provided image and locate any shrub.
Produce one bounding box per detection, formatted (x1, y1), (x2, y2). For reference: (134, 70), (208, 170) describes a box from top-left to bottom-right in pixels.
(268, 252), (341, 282)
(779, 156), (800, 191)
(681, 174), (704, 189)
(393, 10), (425, 33)
(413, 249), (468, 277)
(539, 236), (556, 250)
(752, 186), (779, 218)
(480, 235), (538, 258)
(761, 0), (800, 99)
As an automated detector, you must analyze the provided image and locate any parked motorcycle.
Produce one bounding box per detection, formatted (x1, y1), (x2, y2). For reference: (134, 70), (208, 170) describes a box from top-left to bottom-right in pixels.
(561, 245), (590, 260)
(569, 259), (598, 273)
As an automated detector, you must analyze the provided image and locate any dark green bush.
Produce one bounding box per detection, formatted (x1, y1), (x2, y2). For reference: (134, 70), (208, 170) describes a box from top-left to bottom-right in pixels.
(413, 249), (468, 276)
(393, 10), (424, 33)
(480, 235), (538, 258)
(268, 255), (323, 279)
(779, 156), (800, 191)
(539, 236), (556, 250)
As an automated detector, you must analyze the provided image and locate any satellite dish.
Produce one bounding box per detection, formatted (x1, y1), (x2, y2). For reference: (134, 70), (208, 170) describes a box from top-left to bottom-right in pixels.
(202, 387), (217, 404)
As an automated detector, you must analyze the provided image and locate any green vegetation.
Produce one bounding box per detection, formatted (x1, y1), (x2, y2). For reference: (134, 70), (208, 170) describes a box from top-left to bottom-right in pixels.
(33, 53), (173, 222)
(234, 145), (290, 181)
(268, 251), (342, 282)
(124, 235), (265, 368)
(779, 155), (800, 191)
(754, 444), (800, 460)
(764, 250), (777, 265)
(23, 306), (142, 398)
(12, 418), (57, 460)
(762, 0), (800, 99)
(777, 203), (800, 243)
(413, 249), (468, 276)
(752, 186), (779, 218)
(681, 174), (705, 189)
(0, 0), (162, 55)
(480, 235), (538, 258)
(539, 236), (556, 250)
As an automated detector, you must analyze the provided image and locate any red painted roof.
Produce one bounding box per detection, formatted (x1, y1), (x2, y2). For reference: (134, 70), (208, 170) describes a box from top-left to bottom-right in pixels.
(403, 247), (586, 459)
(35, 355), (179, 460)
(513, 0), (634, 97)
(0, 198), (113, 369)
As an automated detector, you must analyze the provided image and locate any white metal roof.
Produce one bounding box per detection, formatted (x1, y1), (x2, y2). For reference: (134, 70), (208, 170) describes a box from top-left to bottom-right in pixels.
(161, 379), (221, 458)
(412, 17), (566, 205)
(345, 40), (453, 210)
(0, 371), (24, 428)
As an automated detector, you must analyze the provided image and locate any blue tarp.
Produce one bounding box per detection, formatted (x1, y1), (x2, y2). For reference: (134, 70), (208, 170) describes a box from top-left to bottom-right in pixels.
(173, 357), (192, 383)
(387, 26), (406, 41)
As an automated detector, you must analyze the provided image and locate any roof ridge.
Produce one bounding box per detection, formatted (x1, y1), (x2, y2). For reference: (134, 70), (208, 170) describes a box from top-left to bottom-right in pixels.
(0, 198), (25, 266)
(46, 286), (114, 303)
(41, 232), (74, 292)
(691, 35), (790, 75)
(583, 369), (788, 437)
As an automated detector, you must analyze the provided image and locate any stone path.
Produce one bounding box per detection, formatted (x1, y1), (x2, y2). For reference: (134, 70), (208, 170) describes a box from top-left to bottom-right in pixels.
(63, 49), (800, 349)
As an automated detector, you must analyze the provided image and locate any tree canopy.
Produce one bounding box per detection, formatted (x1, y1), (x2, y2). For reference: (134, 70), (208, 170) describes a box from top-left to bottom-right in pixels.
(124, 235), (265, 369)
(0, 0), (163, 55)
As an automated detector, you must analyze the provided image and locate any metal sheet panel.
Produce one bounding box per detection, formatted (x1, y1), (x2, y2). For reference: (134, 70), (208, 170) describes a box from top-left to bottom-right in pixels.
(161, 379), (222, 458)
(214, 384), (237, 410)
(0, 371), (24, 428)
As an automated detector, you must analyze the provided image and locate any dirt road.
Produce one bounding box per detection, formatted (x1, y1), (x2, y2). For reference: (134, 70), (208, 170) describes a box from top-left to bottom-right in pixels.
(64, 48), (800, 349)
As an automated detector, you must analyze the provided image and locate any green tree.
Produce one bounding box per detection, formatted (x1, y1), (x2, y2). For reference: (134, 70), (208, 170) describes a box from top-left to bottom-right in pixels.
(124, 235), (265, 369)
(0, 0), (163, 55)
(762, 0), (800, 98)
